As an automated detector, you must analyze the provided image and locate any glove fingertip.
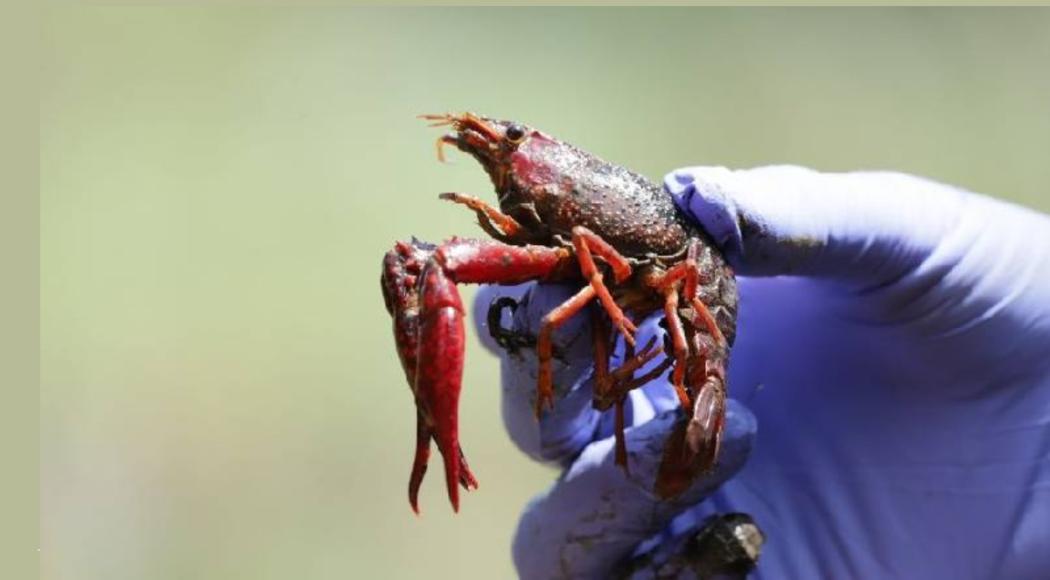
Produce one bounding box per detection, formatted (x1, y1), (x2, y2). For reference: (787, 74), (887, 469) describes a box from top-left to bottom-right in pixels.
(664, 168), (744, 262)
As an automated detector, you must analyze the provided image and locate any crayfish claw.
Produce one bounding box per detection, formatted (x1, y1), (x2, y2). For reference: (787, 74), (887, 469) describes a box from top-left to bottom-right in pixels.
(409, 411), (432, 515)
(384, 239), (475, 514)
(458, 447), (479, 491)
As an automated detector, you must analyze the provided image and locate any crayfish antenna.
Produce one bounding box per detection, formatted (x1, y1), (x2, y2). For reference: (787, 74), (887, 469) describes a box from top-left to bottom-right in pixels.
(434, 134), (457, 163)
(418, 113), (455, 127)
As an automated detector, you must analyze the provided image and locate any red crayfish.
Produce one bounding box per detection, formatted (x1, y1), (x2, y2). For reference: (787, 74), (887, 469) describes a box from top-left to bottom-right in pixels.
(381, 113), (737, 513)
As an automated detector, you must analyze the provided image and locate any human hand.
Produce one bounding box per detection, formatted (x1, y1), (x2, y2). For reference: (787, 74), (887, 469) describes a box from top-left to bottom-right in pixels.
(477, 166), (1050, 578)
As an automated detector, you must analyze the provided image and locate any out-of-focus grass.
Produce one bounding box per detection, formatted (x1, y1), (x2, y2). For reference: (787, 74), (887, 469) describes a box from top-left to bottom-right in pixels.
(41, 7), (1050, 580)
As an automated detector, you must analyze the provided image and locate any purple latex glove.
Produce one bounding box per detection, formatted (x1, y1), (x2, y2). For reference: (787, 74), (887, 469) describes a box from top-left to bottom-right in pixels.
(477, 166), (1050, 579)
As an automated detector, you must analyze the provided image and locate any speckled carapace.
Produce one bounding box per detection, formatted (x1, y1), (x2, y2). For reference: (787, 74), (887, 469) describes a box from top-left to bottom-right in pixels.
(381, 113), (737, 513)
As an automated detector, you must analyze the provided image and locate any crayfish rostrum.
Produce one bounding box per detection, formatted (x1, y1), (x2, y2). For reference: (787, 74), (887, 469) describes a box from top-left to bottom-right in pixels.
(381, 113), (737, 513)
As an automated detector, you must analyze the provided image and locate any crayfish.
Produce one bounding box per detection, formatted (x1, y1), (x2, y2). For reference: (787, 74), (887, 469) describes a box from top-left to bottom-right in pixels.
(381, 113), (737, 513)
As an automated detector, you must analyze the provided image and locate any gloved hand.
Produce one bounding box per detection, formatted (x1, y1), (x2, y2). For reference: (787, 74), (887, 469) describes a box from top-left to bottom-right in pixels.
(475, 166), (1050, 579)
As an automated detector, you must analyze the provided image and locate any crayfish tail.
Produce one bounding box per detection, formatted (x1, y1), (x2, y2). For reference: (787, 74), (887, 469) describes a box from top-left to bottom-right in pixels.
(654, 374), (727, 499)
(654, 419), (698, 499)
(685, 374), (726, 472)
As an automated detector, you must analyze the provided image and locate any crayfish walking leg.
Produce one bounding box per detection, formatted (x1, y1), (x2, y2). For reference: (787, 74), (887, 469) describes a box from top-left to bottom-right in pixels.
(650, 240), (731, 498)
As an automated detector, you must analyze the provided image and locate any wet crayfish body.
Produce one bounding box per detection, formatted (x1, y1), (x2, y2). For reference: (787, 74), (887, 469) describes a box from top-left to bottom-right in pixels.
(380, 113), (737, 513)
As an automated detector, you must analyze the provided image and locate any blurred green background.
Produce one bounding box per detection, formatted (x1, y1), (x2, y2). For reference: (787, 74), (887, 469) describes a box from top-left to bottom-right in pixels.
(41, 7), (1050, 580)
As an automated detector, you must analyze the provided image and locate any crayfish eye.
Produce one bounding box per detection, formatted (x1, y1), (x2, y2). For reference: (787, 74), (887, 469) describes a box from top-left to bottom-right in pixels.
(504, 124), (526, 144)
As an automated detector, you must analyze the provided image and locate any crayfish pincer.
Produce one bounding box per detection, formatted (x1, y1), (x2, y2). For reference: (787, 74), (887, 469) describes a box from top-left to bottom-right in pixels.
(380, 112), (737, 513)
